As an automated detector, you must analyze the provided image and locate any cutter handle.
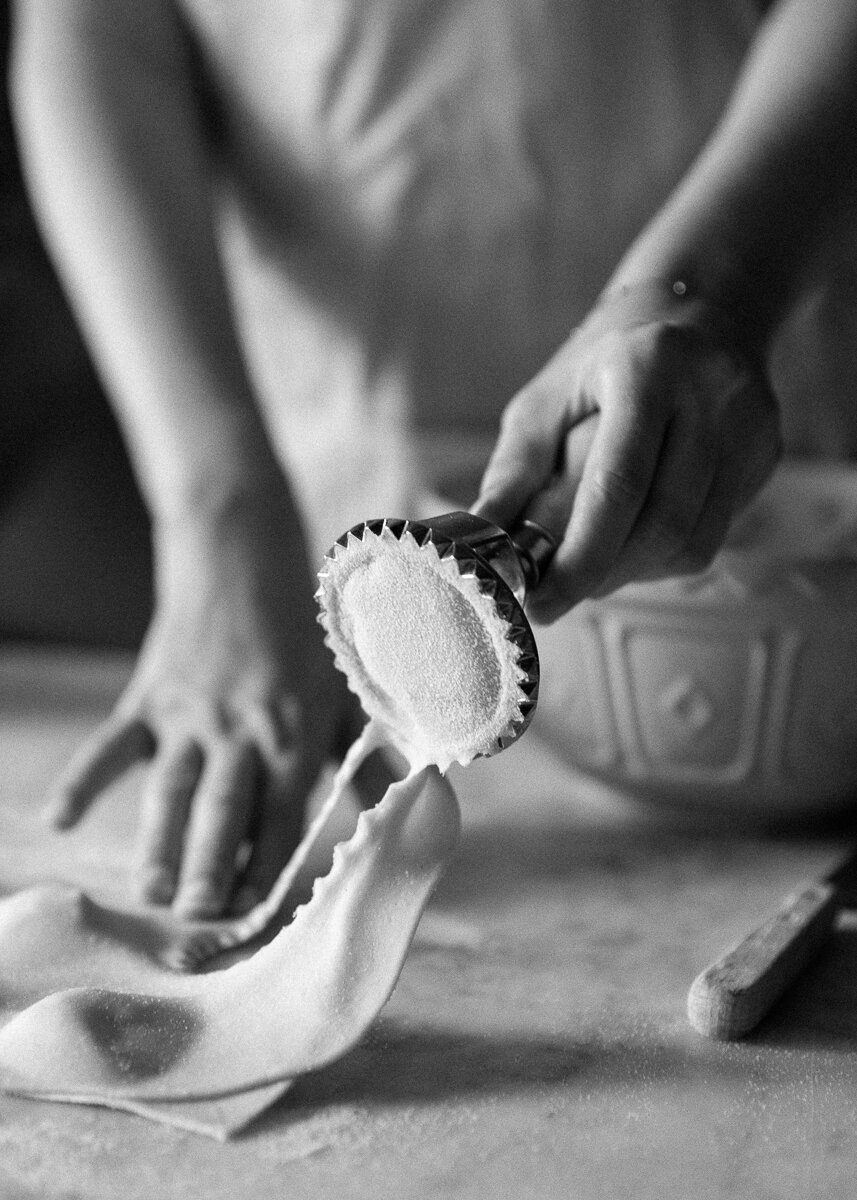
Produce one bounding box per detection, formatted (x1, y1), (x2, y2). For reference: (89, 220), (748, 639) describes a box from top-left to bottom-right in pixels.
(509, 519), (558, 591)
(687, 881), (839, 1040)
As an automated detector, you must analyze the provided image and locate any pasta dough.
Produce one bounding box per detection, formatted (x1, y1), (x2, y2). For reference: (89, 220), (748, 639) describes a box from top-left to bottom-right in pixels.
(317, 524), (532, 770)
(0, 724), (460, 1125)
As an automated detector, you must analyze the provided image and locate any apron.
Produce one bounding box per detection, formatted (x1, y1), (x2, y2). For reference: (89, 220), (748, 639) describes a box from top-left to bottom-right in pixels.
(181, 0), (811, 555)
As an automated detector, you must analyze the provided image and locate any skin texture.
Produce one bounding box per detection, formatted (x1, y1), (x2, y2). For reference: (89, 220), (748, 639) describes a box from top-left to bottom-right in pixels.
(474, 290), (782, 623)
(42, 493), (379, 918)
(10, 0), (857, 912)
(474, 0), (857, 622)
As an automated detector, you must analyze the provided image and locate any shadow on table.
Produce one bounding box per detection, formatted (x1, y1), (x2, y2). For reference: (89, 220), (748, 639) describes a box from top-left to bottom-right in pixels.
(250, 1018), (752, 1139)
(438, 817), (857, 911)
(752, 923), (857, 1053)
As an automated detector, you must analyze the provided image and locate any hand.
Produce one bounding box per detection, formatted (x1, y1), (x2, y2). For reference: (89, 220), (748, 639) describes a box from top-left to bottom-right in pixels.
(474, 285), (782, 623)
(44, 495), (367, 918)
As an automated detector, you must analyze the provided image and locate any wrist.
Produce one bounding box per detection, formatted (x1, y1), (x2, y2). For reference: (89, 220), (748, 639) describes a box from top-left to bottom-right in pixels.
(152, 471), (309, 574)
(587, 275), (768, 370)
(603, 219), (786, 355)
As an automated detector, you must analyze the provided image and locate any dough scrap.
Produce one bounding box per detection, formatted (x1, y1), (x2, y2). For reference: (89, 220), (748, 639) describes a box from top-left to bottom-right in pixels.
(0, 728), (460, 1121)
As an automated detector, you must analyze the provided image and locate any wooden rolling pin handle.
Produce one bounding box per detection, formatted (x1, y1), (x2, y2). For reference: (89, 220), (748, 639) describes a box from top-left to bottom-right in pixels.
(687, 881), (839, 1041)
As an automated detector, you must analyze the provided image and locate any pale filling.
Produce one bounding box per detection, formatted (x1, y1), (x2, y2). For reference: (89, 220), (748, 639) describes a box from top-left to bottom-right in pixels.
(341, 553), (502, 765)
(319, 527), (526, 770)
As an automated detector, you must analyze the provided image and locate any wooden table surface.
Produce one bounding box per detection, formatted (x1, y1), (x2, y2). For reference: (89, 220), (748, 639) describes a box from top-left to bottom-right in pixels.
(1, 645), (856, 1200)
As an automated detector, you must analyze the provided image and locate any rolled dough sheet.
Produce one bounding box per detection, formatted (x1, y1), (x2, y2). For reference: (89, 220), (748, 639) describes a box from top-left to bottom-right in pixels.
(0, 882), (291, 1137)
(0, 739), (460, 1134)
(34, 1081), (293, 1141)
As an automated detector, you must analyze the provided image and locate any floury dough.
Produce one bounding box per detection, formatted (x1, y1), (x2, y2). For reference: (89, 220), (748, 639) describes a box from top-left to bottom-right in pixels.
(0, 522), (524, 1130)
(0, 723), (461, 1128)
(317, 525), (530, 771)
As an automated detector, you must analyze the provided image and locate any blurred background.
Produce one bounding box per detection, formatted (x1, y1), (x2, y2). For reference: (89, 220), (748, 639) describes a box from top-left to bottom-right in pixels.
(0, 3), (152, 649)
(1, 1), (855, 655)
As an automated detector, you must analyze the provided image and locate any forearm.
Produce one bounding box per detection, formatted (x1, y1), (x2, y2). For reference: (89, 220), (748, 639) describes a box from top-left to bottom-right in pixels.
(607, 0), (857, 348)
(11, 0), (285, 525)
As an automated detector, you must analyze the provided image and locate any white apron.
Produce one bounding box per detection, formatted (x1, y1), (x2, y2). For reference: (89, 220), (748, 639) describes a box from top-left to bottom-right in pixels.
(179, 0), (845, 555)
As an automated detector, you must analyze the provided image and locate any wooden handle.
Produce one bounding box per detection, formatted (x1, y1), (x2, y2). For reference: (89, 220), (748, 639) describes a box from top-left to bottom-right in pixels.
(687, 881), (839, 1040)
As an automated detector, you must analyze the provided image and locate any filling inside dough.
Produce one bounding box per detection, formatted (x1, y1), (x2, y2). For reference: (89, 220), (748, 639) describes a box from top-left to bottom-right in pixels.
(317, 524), (530, 770)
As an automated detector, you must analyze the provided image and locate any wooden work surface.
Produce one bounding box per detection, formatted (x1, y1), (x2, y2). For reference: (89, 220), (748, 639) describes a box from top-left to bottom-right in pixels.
(1, 645), (857, 1200)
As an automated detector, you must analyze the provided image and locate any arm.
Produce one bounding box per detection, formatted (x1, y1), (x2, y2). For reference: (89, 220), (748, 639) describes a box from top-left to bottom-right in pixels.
(475, 0), (857, 621)
(614, 0), (857, 333)
(11, 0), (274, 518)
(11, 0), (354, 915)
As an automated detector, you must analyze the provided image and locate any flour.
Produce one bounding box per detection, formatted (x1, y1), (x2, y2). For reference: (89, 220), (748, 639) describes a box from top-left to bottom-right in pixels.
(0, 523), (524, 1132)
(317, 524), (529, 770)
(0, 725), (460, 1122)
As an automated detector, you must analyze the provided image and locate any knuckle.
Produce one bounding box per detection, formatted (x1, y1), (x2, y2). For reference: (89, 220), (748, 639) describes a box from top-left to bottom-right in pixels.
(499, 391), (534, 434)
(592, 355), (630, 400)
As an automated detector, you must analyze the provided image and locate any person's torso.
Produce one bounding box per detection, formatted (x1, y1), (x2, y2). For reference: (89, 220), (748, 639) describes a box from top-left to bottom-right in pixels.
(180, 0), (759, 542)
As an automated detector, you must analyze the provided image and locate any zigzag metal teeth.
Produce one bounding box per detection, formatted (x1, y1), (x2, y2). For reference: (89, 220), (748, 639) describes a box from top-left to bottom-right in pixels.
(316, 518), (540, 758)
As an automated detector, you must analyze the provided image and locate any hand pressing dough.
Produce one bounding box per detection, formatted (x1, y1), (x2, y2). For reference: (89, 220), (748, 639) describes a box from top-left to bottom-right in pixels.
(0, 522), (516, 1127)
(0, 725), (460, 1112)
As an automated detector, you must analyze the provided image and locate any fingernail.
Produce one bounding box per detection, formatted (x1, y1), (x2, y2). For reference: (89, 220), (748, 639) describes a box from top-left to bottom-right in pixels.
(138, 866), (176, 905)
(173, 882), (225, 919)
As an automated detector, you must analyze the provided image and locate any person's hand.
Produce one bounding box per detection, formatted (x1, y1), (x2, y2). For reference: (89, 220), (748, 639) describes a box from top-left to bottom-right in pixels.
(43, 494), (372, 918)
(474, 285), (782, 623)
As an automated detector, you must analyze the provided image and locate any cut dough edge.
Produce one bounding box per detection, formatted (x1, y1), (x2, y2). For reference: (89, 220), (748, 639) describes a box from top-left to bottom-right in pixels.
(0, 723), (461, 1104)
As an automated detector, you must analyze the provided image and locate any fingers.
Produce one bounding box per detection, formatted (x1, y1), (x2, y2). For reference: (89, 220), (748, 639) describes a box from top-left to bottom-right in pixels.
(496, 324), (782, 621)
(473, 385), (568, 529)
(226, 700), (311, 910)
(726, 375), (783, 511)
(172, 740), (261, 918)
(134, 739), (203, 904)
(584, 404), (720, 597)
(528, 365), (668, 621)
(674, 377), (781, 571)
(132, 726), (311, 918)
(44, 717), (154, 829)
(122, 692), (320, 918)
(235, 779), (307, 914)
(516, 412), (599, 539)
